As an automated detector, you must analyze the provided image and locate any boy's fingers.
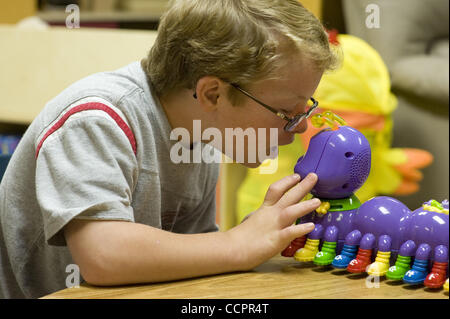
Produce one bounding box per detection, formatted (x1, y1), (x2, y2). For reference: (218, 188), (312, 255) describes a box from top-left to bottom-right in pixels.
(277, 173), (318, 208)
(263, 174), (301, 206)
(280, 222), (316, 243)
(280, 198), (321, 228)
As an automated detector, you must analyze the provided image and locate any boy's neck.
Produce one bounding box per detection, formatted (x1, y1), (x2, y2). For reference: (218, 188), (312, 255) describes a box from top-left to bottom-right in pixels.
(160, 89), (207, 144)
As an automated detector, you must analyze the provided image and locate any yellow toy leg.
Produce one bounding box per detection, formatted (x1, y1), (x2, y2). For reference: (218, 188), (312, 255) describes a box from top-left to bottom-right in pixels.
(294, 239), (320, 262)
(367, 251), (391, 276)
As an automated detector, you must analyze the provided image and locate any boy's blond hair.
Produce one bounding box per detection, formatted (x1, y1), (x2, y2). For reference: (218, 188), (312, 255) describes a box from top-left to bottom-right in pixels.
(142, 0), (339, 104)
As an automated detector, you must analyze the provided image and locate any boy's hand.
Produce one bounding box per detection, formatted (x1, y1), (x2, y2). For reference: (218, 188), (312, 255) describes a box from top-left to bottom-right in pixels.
(227, 173), (320, 270)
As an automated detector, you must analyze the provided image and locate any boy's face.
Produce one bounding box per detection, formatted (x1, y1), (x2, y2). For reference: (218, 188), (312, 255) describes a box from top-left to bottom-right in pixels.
(214, 54), (324, 168)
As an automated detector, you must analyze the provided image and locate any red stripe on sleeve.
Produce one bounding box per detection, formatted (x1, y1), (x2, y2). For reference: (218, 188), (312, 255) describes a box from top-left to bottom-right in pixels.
(35, 102), (137, 159)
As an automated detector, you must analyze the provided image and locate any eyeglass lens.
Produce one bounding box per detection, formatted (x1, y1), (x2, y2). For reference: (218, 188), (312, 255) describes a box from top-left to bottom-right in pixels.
(284, 99), (317, 132)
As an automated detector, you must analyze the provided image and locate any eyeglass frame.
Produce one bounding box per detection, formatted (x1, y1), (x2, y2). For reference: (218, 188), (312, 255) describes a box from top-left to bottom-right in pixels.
(229, 83), (318, 132)
(193, 83), (318, 132)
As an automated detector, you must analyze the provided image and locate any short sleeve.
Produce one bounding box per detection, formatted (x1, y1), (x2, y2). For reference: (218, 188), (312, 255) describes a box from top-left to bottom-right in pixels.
(200, 183), (220, 233)
(35, 114), (138, 246)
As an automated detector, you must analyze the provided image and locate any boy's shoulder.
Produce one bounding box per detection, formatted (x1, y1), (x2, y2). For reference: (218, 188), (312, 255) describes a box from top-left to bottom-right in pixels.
(50, 61), (148, 111)
(32, 62), (152, 136)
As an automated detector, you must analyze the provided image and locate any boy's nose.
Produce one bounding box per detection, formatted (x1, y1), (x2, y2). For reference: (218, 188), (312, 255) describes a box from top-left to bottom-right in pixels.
(290, 119), (308, 134)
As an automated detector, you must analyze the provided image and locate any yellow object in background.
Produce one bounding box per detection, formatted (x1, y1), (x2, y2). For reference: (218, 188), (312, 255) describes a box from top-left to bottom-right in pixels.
(298, 0), (322, 19)
(316, 35), (397, 117)
(312, 34), (433, 198)
(0, 0), (36, 24)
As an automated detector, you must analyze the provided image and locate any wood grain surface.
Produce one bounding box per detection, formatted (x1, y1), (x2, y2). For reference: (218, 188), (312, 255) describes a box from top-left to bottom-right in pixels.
(42, 256), (449, 299)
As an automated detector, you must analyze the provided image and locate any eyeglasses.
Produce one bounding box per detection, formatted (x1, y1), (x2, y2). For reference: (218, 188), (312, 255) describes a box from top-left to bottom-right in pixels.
(229, 84), (318, 132)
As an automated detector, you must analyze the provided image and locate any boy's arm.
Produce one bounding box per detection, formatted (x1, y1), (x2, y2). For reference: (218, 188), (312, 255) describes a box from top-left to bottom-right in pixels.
(64, 173), (320, 286)
(64, 219), (240, 286)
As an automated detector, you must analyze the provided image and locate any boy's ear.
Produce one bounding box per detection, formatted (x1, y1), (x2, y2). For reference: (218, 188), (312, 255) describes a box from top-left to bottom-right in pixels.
(194, 76), (222, 111)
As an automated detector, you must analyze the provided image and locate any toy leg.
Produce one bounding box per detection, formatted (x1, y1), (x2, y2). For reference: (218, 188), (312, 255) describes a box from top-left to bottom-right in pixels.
(281, 235), (307, 257)
(294, 224), (324, 262)
(366, 235), (392, 276)
(332, 230), (362, 269)
(313, 226), (339, 266)
(386, 240), (416, 281)
(444, 278), (449, 292)
(424, 245), (448, 289)
(347, 233), (376, 273)
(403, 243), (432, 285)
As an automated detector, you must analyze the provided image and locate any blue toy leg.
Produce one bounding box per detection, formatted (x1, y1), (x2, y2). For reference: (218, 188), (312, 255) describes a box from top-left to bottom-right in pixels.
(403, 243), (432, 285)
(332, 230), (362, 269)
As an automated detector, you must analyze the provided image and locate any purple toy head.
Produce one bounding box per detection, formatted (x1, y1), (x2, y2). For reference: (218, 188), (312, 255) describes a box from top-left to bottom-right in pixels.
(294, 126), (371, 199)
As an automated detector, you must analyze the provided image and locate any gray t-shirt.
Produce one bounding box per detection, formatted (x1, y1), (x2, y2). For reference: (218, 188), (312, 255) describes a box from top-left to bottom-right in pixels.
(0, 62), (220, 299)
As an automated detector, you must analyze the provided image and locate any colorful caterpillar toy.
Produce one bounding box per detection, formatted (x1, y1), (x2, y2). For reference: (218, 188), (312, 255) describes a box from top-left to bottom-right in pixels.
(282, 112), (449, 292)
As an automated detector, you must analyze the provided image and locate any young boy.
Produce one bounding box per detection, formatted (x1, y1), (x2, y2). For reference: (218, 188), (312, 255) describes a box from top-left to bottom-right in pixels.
(0, 0), (338, 298)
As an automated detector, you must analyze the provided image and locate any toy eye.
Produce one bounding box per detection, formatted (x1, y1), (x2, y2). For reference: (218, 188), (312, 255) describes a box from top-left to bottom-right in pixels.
(345, 152), (354, 159)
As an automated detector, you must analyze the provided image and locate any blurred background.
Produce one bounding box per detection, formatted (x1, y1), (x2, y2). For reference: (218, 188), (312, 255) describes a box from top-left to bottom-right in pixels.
(0, 0), (448, 230)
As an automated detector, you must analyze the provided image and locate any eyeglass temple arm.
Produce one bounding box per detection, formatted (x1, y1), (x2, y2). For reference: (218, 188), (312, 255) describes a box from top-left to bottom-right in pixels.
(230, 83), (282, 116)
(194, 84), (279, 116)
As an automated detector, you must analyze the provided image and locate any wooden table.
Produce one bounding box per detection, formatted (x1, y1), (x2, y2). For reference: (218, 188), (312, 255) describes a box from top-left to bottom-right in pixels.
(42, 256), (448, 299)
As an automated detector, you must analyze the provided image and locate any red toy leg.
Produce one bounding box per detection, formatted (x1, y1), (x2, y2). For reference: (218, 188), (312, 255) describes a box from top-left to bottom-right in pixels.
(281, 236), (307, 257)
(347, 248), (373, 273)
(424, 261), (448, 289)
